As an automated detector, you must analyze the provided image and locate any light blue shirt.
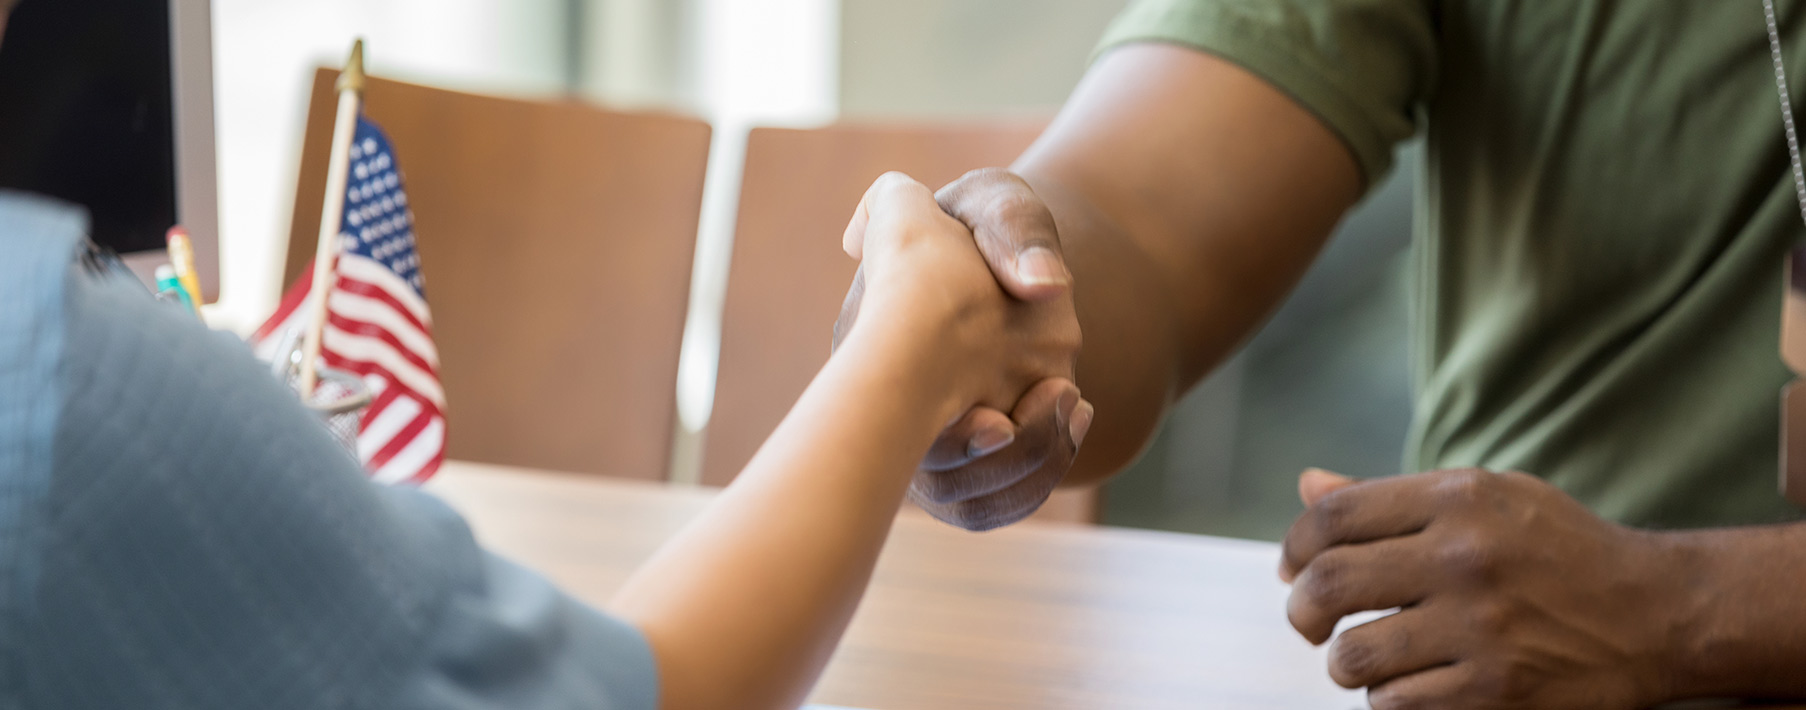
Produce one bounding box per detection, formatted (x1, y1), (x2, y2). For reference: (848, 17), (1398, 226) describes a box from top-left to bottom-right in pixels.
(0, 192), (657, 710)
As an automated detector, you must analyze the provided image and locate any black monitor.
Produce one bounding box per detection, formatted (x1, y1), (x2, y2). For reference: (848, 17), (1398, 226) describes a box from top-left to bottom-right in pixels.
(0, 0), (218, 299)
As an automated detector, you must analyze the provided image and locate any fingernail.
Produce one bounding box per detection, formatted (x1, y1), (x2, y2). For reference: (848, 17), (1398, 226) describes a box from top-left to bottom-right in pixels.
(967, 427), (1016, 458)
(1069, 399), (1094, 447)
(1015, 247), (1069, 287)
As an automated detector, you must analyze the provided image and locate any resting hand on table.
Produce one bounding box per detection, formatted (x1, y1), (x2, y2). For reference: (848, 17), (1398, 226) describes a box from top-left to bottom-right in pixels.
(1280, 468), (1688, 710)
(836, 168), (1089, 530)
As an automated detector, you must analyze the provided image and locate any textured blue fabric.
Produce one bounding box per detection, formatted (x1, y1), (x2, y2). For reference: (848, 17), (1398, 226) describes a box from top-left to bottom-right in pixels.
(0, 192), (656, 710)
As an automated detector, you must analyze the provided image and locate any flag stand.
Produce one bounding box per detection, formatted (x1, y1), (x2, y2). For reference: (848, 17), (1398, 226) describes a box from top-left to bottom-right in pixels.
(247, 43), (442, 484)
(298, 39), (366, 398)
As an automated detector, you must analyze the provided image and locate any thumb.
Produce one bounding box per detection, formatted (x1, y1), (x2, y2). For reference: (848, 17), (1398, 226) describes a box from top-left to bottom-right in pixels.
(936, 168), (1069, 301)
(1298, 468), (1357, 507)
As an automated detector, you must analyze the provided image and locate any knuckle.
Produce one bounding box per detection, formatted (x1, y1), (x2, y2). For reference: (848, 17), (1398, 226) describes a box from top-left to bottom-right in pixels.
(1328, 636), (1379, 688)
(948, 496), (1033, 532)
(1469, 600), (1516, 636)
(910, 477), (966, 505)
(870, 173), (930, 209)
(1496, 469), (1540, 492)
(1433, 468), (1493, 504)
(958, 166), (1021, 190)
(938, 167), (1022, 214)
(1312, 489), (1357, 539)
(1279, 533), (1313, 579)
(910, 490), (990, 530)
(986, 191), (1051, 227)
(910, 473), (1049, 530)
(1296, 552), (1350, 609)
(1054, 319), (1083, 356)
(874, 170), (921, 191)
(910, 468), (992, 505)
(1435, 532), (1499, 581)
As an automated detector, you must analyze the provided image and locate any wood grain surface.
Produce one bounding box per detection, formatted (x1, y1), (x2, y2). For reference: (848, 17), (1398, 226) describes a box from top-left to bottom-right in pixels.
(427, 460), (1362, 709)
(425, 461), (1806, 709)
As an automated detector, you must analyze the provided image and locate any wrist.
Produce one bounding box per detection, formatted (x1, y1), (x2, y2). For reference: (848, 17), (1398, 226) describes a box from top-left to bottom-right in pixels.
(1651, 526), (1806, 701)
(833, 305), (969, 426)
(1642, 530), (1720, 701)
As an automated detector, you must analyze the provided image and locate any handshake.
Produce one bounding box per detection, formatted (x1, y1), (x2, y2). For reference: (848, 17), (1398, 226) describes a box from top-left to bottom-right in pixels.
(832, 169), (1091, 531)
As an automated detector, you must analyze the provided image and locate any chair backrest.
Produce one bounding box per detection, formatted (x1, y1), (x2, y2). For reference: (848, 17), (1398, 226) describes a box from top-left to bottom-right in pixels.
(285, 69), (710, 480)
(704, 120), (1099, 523)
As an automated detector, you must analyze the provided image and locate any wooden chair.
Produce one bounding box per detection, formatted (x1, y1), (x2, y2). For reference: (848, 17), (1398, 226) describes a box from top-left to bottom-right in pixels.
(284, 70), (710, 480)
(702, 121), (1100, 523)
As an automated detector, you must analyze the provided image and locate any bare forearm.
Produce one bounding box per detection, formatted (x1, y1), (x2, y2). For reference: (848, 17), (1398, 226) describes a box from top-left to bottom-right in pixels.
(1009, 171), (1181, 486)
(610, 331), (955, 710)
(1010, 46), (1363, 486)
(1661, 522), (1806, 700)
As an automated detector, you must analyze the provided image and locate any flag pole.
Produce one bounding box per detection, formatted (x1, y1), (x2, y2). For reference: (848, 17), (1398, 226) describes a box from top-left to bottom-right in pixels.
(298, 39), (366, 398)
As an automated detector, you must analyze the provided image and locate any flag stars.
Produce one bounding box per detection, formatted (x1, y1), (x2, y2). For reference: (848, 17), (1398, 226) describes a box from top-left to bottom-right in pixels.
(335, 122), (427, 298)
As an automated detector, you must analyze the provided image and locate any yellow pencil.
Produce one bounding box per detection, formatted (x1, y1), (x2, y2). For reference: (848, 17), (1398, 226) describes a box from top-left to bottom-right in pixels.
(165, 226), (204, 319)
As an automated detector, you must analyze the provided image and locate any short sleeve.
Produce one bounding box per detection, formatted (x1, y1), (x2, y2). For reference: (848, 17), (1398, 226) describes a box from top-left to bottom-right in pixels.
(7, 211), (656, 710)
(1095, 0), (1438, 187)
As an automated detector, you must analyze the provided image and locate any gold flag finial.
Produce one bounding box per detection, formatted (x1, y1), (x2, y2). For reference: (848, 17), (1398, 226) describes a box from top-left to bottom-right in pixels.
(337, 38), (366, 94)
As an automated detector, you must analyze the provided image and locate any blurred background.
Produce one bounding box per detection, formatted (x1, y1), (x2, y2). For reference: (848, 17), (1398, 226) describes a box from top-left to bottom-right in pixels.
(210, 0), (1415, 542)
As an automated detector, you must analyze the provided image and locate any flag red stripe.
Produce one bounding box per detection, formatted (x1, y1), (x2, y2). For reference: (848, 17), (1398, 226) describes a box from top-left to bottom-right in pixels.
(335, 277), (431, 336)
(402, 450), (445, 486)
(326, 311), (438, 377)
(357, 378), (406, 434)
(322, 353), (445, 421)
(367, 409), (436, 469)
(251, 264), (316, 343)
(324, 349), (443, 411)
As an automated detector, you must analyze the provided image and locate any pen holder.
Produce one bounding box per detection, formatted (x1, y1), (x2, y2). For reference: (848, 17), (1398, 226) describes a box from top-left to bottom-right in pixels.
(297, 367), (372, 453)
(262, 328), (372, 454)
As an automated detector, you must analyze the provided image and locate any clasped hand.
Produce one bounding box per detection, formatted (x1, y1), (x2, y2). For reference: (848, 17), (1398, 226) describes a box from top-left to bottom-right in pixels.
(836, 169), (1089, 530)
(835, 173), (1087, 531)
(839, 172), (1708, 709)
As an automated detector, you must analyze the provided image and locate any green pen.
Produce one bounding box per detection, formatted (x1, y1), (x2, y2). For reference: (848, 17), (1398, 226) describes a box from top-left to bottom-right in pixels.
(155, 264), (197, 315)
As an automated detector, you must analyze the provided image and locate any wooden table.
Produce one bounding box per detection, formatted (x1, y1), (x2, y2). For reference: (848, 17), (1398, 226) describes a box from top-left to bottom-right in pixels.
(427, 460), (1362, 710)
(426, 461), (1806, 710)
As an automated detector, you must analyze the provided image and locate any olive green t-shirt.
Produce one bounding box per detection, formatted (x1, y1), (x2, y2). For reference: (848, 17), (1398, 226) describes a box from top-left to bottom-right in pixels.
(1099, 0), (1806, 529)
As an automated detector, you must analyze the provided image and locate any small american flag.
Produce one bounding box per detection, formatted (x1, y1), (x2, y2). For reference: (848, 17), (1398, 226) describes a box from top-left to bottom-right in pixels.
(253, 115), (445, 484)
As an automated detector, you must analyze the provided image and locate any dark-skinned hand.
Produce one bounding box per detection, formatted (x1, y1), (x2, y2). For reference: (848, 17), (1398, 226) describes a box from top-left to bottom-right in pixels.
(1280, 467), (1691, 710)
